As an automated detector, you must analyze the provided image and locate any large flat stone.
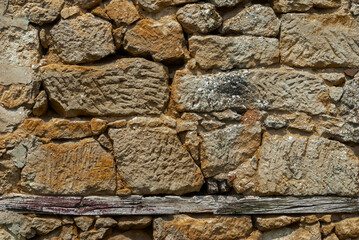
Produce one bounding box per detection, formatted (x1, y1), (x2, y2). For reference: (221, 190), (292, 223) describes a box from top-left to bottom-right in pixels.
(256, 134), (359, 196)
(50, 13), (115, 64)
(280, 14), (359, 68)
(41, 58), (169, 117)
(0, 106), (28, 133)
(21, 138), (116, 195)
(138, 0), (199, 12)
(108, 117), (204, 195)
(189, 35), (279, 70)
(172, 69), (327, 115)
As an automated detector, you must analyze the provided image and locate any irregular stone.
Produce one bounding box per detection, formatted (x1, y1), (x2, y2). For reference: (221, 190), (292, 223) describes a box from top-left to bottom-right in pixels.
(200, 122), (261, 178)
(75, 0), (102, 9)
(176, 119), (197, 132)
(264, 116), (288, 129)
(153, 215), (252, 240)
(9, 137), (39, 168)
(181, 113), (203, 121)
(108, 119), (204, 195)
(257, 134), (359, 196)
(212, 109), (241, 121)
(113, 27), (126, 49)
(61, 216), (74, 225)
(319, 73), (345, 85)
(0, 62), (35, 86)
(0, 84), (33, 109)
(273, 0), (313, 12)
(32, 90), (48, 116)
(318, 117), (359, 143)
(288, 113), (314, 132)
(108, 230), (152, 240)
(41, 58), (169, 117)
(255, 216), (300, 231)
(184, 131), (200, 164)
(21, 138), (116, 195)
(61, 6), (81, 19)
(105, 0), (140, 26)
(0, 211), (35, 239)
(322, 223), (335, 236)
(80, 228), (111, 240)
(20, 118), (92, 139)
(320, 215), (333, 223)
(124, 16), (187, 63)
(0, 26), (40, 67)
(91, 6), (111, 20)
(190, 35), (279, 70)
(280, 14), (359, 68)
(200, 119), (225, 131)
(208, 0), (243, 7)
(74, 216), (95, 232)
(117, 216), (152, 231)
(351, 0), (359, 15)
(22, 0), (64, 24)
(301, 215), (319, 224)
(0, 106), (28, 133)
(218, 180), (230, 193)
(324, 233), (339, 240)
(90, 118), (107, 135)
(138, 0), (199, 13)
(262, 223), (321, 240)
(97, 134), (113, 151)
(176, 3), (222, 34)
(313, 0), (341, 8)
(172, 69), (327, 115)
(0, 160), (20, 194)
(31, 217), (62, 235)
(339, 78), (359, 123)
(50, 13), (115, 64)
(0, 227), (15, 240)
(222, 5), (280, 37)
(232, 155), (259, 193)
(335, 217), (359, 239)
(206, 178), (219, 194)
(108, 120), (127, 128)
(329, 87), (344, 101)
(95, 217), (117, 228)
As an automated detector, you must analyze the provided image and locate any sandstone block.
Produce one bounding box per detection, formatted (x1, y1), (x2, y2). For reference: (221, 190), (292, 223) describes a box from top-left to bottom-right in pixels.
(0, 160), (20, 194)
(153, 215), (252, 240)
(335, 217), (359, 239)
(41, 58), (169, 117)
(108, 118), (204, 195)
(138, 0), (199, 12)
(105, 0), (140, 26)
(262, 223), (321, 240)
(21, 138), (116, 195)
(75, 0), (102, 9)
(0, 106), (28, 133)
(74, 216), (95, 232)
(280, 14), (359, 68)
(208, 0), (243, 7)
(117, 216), (152, 230)
(172, 69), (327, 115)
(313, 0), (341, 8)
(176, 3), (222, 34)
(50, 13), (115, 64)
(108, 230), (152, 240)
(339, 78), (359, 124)
(0, 84), (33, 109)
(222, 5), (280, 37)
(32, 90), (48, 116)
(189, 35), (279, 70)
(31, 217), (62, 235)
(255, 216), (300, 231)
(124, 16), (187, 63)
(273, 0), (313, 12)
(0, 211), (35, 239)
(22, 0), (64, 25)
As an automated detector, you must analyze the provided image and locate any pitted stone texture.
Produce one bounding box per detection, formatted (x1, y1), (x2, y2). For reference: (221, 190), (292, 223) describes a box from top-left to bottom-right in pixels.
(339, 78), (359, 124)
(138, 0), (199, 12)
(273, 0), (313, 12)
(222, 5), (280, 37)
(109, 119), (204, 195)
(0, 26), (40, 67)
(153, 215), (252, 240)
(172, 69), (327, 115)
(280, 14), (359, 68)
(0, 160), (20, 194)
(22, 0), (64, 25)
(41, 58), (169, 117)
(124, 16), (187, 63)
(255, 216), (300, 231)
(257, 134), (359, 196)
(208, 0), (243, 7)
(335, 217), (359, 239)
(50, 13), (115, 64)
(0, 84), (33, 109)
(262, 223), (321, 240)
(0, 106), (28, 133)
(105, 0), (140, 26)
(31, 217), (62, 235)
(200, 122), (261, 178)
(189, 35), (279, 70)
(176, 3), (222, 34)
(0, 211), (35, 239)
(21, 138), (116, 195)
(75, 0), (102, 9)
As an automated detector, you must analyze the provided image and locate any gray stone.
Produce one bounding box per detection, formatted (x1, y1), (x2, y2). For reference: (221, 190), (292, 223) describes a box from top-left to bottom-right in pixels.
(206, 178), (219, 194)
(328, 87), (344, 102)
(74, 216), (95, 232)
(264, 116), (288, 129)
(208, 0), (243, 7)
(31, 217), (62, 235)
(108, 118), (204, 195)
(176, 3), (222, 34)
(138, 0), (199, 13)
(95, 217), (117, 228)
(318, 116), (359, 143)
(339, 78), (359, 123)
(273, 0), (313, 12)
(172, 69), (327, 115)
(262, 223), (321, 240)
(41, 58), (169, 117)
(351, 0), (359, 15)
(189, 35), (279, 70)
(0, 62), (35, 85)
(0, 106), (28, 133)
(0, 211), (35, 239)
(60, 6), (81, 19)
(50, 13), (115, 64)
(0, 160), (20, 194)
(22, 0), (64, 25)
(80, 228), (110, 240)
(318, 73), (345, 86)
(212, 109), (241, 121)
(280, 14), (359, 68)
(222, 5), (280, 37)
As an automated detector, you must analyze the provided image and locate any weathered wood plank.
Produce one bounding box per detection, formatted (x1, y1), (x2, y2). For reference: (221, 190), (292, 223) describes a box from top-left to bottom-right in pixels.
(0, 194), (358, 215)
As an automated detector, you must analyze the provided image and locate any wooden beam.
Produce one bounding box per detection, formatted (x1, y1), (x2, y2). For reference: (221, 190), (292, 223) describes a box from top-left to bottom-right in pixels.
(0, 194), (358, 215)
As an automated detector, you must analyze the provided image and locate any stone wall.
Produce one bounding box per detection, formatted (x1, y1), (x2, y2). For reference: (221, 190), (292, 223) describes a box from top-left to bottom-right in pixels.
(1, 0), (359, 239)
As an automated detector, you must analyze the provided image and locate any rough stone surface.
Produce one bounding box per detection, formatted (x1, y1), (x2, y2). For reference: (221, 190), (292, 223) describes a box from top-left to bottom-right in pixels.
(280, 14), (359, 68)
(0, 211), (35, 239)
(255, 216), (300, 231)
(176, 3), (222, 34)
(313, 0), (341, 8)
(61, 6), (81, 19)
(339, 78), (359, 124)
(222, 5), (280, 37)
(124, 16), (187, 63)
(273, 0), (313, 12)
(74, 216), (95, 232)
(200, 122), (261, 178)
(262, 223), (321, 240)
(208, 0), (243, 7)
(95, 217), (118, 228)
(189, 35), (279, 70)
(21, 138), (116, 195)
(80, 228), (110, 240)
(75, 0), (102, 9)
(335, 217), (359, 239)
(50, 13), (115, 64)
(32, 90), (48, 116)
(109, 118), (204, 195)
(41, 58), (169, 117)
(0, 106), (28, 133)
(0, 160), (20, 194)
(256, 134), (359, 196)
(153, 215), (252, 240)
(0, 84), (33, 109)
(138, 0), (199, 12)
(31, 217), (62, 235)
(22, 0), (64, 25)
(109, 230), (152, 240)
(172, 69), (327, 115)
(117, 216), (152, 231)
(105, 0), (140, 26)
